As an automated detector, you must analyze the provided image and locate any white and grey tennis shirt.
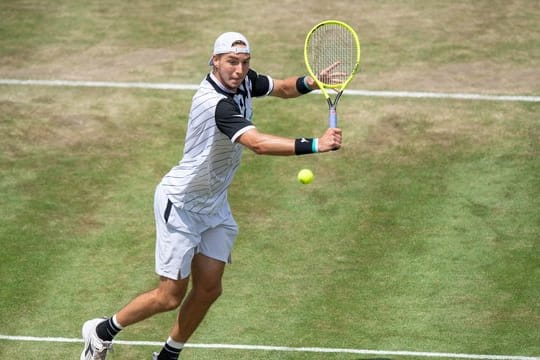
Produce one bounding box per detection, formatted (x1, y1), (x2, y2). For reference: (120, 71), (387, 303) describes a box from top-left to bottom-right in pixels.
(159, 70), (274, 214)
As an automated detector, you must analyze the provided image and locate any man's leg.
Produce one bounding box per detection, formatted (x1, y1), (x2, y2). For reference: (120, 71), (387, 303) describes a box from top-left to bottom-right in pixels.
(174, 253), (226, 341)
(153, 253), (225, 360)
(81, 276), (188, 360)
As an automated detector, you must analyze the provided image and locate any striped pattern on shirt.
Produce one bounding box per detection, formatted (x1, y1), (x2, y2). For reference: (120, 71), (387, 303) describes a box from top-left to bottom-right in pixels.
(160, 70), (273, 214)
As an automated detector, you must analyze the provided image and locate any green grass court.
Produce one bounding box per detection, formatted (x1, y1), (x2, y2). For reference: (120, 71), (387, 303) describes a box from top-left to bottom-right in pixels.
(0, 1), (539, 359)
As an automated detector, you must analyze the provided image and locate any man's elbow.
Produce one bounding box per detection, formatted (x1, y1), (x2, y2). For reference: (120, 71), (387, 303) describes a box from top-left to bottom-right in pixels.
(238, 132), (265, 154)
(248, 142), (266, 155)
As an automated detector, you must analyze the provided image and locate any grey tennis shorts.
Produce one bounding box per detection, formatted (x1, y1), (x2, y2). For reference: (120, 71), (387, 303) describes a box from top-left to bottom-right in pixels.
(153, 185), (238, 280)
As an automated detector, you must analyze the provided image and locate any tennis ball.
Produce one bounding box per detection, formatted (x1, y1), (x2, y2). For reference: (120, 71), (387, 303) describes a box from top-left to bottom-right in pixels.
(297, 169), (314, 184)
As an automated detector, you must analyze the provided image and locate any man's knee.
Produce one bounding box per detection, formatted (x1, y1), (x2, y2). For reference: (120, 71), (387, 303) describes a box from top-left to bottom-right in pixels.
(156, 292), (183, 311)
(155, 277), (188, 311)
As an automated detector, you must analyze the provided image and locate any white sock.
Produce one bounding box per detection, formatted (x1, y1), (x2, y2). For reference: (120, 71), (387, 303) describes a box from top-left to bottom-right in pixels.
(166, 336), (184, 349)
(112, 314), (124, 330)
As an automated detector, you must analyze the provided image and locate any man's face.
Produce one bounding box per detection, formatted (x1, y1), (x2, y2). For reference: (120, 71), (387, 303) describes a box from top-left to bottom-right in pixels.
(212, 51), (251, 91)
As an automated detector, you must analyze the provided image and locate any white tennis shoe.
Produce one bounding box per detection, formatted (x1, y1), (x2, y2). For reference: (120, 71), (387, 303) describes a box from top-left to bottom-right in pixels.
(81, 318), (113, 360)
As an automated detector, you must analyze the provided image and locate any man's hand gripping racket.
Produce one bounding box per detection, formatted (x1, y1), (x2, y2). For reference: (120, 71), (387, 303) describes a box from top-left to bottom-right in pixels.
(304, 20), (361, 129)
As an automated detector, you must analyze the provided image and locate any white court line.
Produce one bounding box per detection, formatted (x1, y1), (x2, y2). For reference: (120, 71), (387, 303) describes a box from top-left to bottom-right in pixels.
(0, 334), (538, 360)
(0, 78), (198, 91)
(344, 89), (540, 102)
(1, 78), (539, 102)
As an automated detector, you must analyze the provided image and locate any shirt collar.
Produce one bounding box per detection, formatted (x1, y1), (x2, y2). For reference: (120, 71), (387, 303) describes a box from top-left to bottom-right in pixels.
(208, 73), (236, 95)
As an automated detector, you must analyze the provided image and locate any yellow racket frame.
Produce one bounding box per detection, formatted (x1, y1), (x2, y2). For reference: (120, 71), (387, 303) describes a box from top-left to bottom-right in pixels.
(304, 20), (361, 100)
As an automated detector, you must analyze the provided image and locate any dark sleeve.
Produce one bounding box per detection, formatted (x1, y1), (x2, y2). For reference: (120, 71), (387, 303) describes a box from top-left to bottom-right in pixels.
(247, 69), (273, 97)
(215, 98), (254, 141)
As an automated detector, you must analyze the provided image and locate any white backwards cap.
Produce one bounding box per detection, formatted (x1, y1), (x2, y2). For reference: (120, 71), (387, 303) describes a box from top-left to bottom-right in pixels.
(208, 32), (251, 65)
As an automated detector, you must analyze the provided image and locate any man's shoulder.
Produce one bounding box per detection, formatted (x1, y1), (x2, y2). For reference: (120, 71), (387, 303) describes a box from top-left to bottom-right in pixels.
(245, 68), (265, 83)
(245, 69), (273, 97)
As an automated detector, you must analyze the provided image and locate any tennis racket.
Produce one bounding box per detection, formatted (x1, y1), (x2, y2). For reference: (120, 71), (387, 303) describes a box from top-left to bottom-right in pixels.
(304, 20), (361, 128)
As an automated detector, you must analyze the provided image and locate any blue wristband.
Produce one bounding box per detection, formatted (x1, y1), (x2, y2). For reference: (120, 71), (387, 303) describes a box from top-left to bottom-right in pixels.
(312, 138), (318, 153)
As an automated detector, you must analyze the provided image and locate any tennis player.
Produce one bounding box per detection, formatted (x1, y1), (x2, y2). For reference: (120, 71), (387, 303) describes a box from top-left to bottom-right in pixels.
(81, 31), (342, 360)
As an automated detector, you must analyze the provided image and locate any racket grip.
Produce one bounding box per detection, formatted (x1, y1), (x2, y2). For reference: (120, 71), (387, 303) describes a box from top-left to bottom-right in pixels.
(329, 108), (338, 128)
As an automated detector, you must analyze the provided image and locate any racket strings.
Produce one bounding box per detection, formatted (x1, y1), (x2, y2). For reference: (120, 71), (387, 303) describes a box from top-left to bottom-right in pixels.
(307, 24), (357, 86)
